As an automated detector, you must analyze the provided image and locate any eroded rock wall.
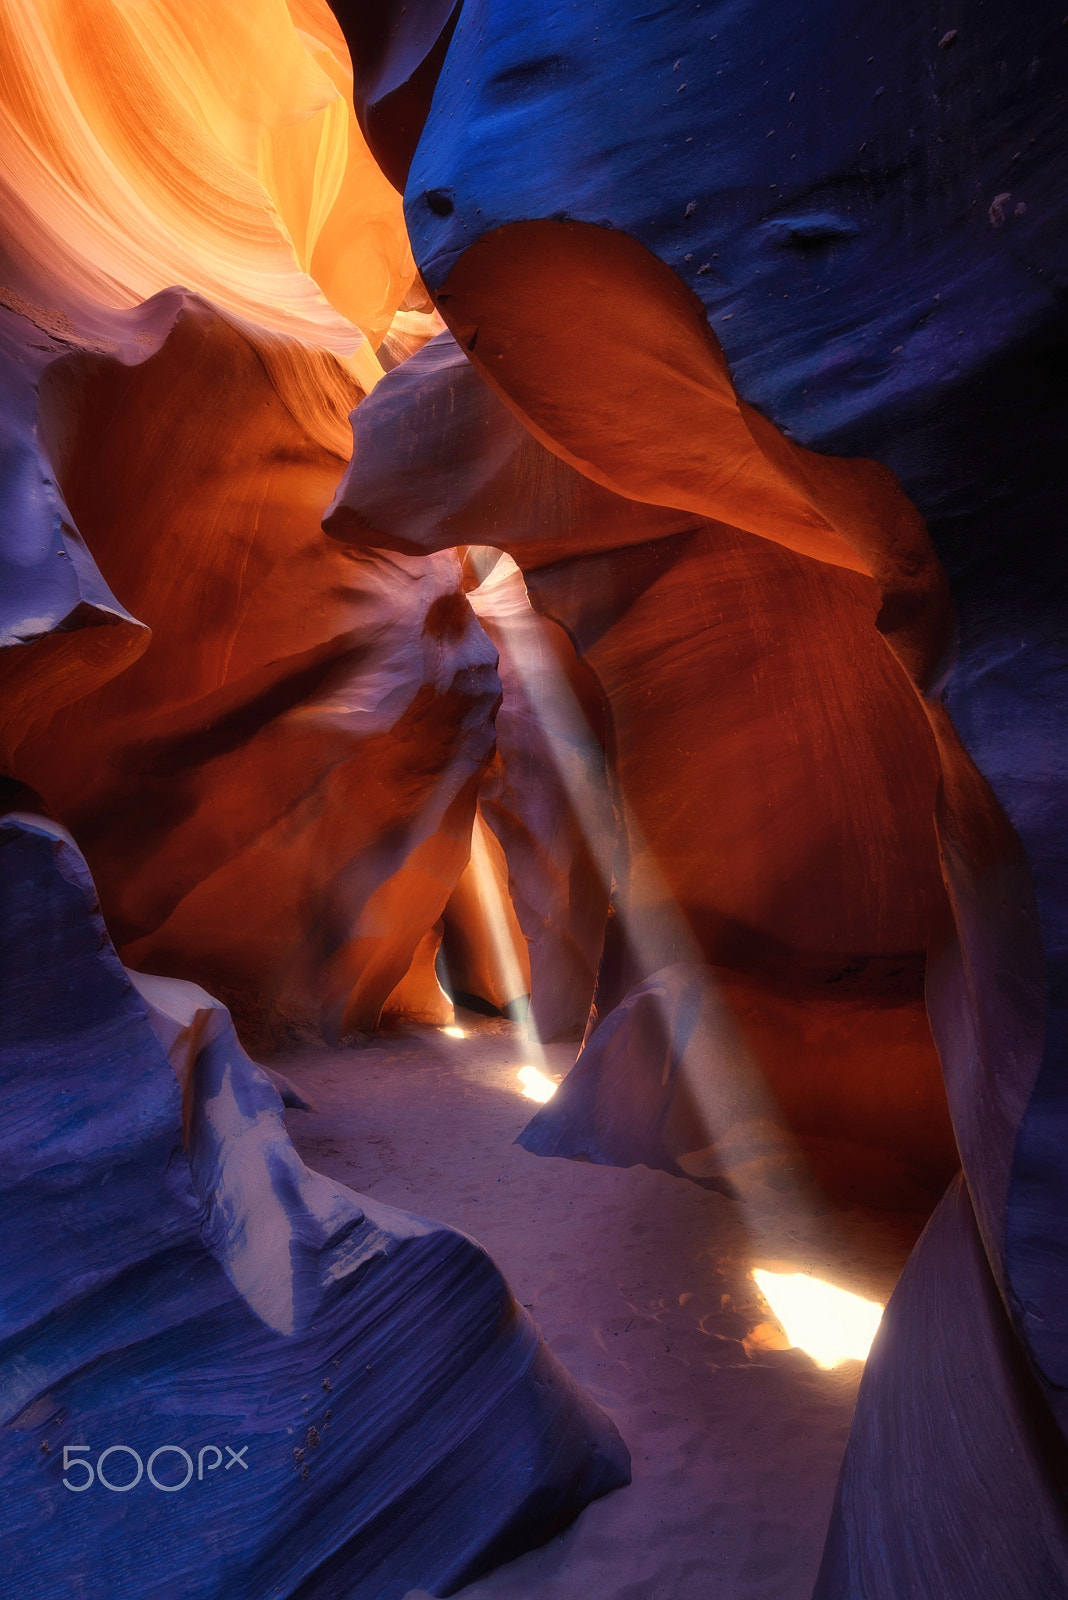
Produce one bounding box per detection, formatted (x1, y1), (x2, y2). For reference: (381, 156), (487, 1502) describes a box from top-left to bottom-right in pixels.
(328, 333), (958, 1203)
(325, 1), (1068, 1588)
(0, 812), (629, 1599)
(6, 297), (497, 1046)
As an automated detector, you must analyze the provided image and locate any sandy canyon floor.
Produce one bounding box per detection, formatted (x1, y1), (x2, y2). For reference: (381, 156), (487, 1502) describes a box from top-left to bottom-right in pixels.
(277, 1014), (923, 1600)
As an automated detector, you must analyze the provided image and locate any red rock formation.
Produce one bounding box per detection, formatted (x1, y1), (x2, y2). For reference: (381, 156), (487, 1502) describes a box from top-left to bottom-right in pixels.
(435, 220), (954, 696)
(0, 0), (480, 1045)
(526, 522), (947, 990)
(13, 297), (499, 1046)
(330, 334), (959, 1202)
(503, 515), (962, 1201)
(426, 219), (1046, 1235)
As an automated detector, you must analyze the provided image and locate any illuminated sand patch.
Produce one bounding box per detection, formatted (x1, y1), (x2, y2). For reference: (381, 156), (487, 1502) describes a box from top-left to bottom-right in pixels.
(517, 1065), (558, 1103)
(752, 1269), (883, 1368)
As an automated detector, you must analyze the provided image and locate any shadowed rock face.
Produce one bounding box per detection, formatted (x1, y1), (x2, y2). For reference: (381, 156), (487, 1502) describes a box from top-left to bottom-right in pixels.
(0, 812), (630, 1600)
(10, 297), (500, 1048)
(0, 10), (640, 1595)
(0, 305), (150, 772)
(330, 2), (1067, 1585)
(813, 1176), (1068, 1600)
(328, 0), (463, 193)
(391, 0), (1064, 1280)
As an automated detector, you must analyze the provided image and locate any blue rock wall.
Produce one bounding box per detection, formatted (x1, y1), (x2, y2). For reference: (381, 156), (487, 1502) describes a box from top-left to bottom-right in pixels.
(0, 813), (629, 1598)
(324, 1), (1068, 1589)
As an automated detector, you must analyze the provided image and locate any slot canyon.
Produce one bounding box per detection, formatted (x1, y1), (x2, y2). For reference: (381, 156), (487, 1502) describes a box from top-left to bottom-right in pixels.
(0, 3), (1065, 1598)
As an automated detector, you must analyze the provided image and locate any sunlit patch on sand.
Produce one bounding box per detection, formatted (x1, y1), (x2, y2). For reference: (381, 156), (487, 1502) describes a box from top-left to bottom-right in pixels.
(440, 1025), (466, 1039)
(517, 1065), (558, 1103)
(752, 1269), (883, 1368)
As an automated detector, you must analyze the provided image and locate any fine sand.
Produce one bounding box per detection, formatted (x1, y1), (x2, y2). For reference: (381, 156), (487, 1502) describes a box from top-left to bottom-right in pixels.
(277, 1013), (923, 1600)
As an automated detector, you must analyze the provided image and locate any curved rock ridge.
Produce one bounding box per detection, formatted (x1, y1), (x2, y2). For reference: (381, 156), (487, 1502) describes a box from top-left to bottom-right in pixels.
(404, 0), (1060, 520)
(328, 0), (464, 194)
(0, 302), (150, 774)
(0, 0), (458, 1049)
(356, 3), (1068, 1588)
(392, 0), (1064, 1287)
(328, 331), (958, 1201)
(0, 0), (421, 365)
(10, 293), (499, 1047)
(325, 330), (702, 569)
(0, 811), (630, 1600)
(432, 222), (953, 694)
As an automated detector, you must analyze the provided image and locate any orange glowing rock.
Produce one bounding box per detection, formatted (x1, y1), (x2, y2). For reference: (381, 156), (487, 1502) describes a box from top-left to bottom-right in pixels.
(522, 961), (956, 1210)
(12, 295), (499, 1046)
(331, 332), (958, 1195)
(434, 220), (953, 695)
(379, 922), (454, 1028)
(529, 524), (948, 989)
(0, 0), (465, 1046)
(521, 522), (959, 1197)
(441, 806), (532, 1018)
(0, 0), (421, 373)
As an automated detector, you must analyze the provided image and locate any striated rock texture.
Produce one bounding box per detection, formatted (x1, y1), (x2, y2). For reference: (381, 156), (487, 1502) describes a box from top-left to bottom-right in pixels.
(0, 0), (421, 370)
(0, 9), (642, 1596)
(326, 3), (1068, 1587)
(9, 295), (498, 1047)
(0, 0), (467, 1046)
(328, 334), (957, 1204)
(0, 811), (629, 1600)
(813, 1176), (1068, 1600)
